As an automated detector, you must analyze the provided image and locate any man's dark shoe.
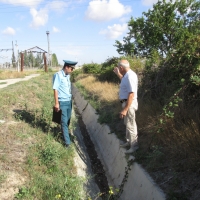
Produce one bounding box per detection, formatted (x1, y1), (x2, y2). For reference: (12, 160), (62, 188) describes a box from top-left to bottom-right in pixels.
(65, 144), (70, 149)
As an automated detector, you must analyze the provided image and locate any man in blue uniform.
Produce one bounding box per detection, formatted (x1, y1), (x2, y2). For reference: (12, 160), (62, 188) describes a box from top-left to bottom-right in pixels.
(52, 60), (77, 147)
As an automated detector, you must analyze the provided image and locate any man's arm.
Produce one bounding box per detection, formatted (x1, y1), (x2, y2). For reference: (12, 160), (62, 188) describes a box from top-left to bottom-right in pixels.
(53, 89), (60, 112)
(120, 92), (134, 119)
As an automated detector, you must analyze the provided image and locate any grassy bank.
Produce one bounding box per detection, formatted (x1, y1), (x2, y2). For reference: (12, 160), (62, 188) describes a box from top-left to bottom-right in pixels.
(0, 72), (86, 199)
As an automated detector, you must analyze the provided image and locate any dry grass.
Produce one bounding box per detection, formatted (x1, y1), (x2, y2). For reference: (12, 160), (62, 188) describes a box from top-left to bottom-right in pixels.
(77, 75), (119, 102)
(0, 71), (32, 80)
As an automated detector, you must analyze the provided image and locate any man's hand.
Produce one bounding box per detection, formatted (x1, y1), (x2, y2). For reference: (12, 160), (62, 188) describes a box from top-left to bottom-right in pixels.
(113, 66), (123, 80)
(119, 109), (128, 119)
(54, 104), (60, 112)
(113, 67), (120, 75)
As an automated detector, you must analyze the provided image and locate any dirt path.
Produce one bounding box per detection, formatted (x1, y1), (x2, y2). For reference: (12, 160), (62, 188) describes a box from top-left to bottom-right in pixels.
(0, 74), (40, 89)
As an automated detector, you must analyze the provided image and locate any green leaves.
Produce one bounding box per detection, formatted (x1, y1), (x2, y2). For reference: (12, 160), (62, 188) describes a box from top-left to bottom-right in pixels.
(190, 75), (200, 86)
(52, 53), (59, 67)
(115, 0), (200, 59)
(82, 63), (101, 74)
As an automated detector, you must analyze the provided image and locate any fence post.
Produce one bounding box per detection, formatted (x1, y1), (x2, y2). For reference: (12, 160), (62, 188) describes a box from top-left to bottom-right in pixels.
(43, 53), (48, 72)
(20, 53), (24, 72)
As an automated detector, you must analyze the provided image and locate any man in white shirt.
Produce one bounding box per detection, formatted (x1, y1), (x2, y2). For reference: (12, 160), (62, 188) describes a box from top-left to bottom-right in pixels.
(113, 59), (138, 153)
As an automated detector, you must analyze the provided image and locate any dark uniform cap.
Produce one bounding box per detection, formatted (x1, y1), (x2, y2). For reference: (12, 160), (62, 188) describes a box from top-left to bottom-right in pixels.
(63, 60), (78, 68)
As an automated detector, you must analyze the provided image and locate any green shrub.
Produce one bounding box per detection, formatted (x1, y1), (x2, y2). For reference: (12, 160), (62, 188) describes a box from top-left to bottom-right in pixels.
(98, 65), (120, 83)
(82, 63), (101, 74)
(98, 56), (145, 83)
(71, 68), (83, 82)
(48, 67), (53, 72)
(101, 57), (119, 70)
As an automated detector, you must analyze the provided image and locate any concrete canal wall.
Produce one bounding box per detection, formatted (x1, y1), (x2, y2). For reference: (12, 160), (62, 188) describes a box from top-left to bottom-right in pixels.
(72, 84), (165, 200)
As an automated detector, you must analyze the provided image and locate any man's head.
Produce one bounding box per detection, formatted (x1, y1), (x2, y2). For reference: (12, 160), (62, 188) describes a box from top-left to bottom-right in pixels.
(117, 60), (130, 75)
(62, 60), (77, 74)
(63, 64), (75, 74)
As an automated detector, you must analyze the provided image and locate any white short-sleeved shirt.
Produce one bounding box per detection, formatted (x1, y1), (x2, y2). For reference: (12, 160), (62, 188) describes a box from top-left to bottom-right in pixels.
(119, 69), (138, 109)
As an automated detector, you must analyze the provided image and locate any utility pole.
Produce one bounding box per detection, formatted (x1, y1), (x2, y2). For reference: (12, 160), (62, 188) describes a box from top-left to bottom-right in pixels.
(12, 41), (15, 68)
(46, 31), (51, 67)
(15, 41), (19, 72)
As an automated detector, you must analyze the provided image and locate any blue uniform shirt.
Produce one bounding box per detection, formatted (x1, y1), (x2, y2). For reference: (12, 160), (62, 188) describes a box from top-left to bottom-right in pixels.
(52, 70), (72, 101)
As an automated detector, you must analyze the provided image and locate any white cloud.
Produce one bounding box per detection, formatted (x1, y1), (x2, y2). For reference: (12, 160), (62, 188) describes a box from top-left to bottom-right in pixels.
(99, 23), (127, 39)
(53, 26), (60, 33)
(2, 27), (16, 35)
(85, 0), (131, 21)
(30, 8), (48, 28)
(29, 1), (69, 29)
(46, 1), (69, 13)
(0, 0), (43, 7)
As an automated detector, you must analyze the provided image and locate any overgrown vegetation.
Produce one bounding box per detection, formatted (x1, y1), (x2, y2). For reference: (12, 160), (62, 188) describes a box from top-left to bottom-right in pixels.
(71, 0), (200, 199)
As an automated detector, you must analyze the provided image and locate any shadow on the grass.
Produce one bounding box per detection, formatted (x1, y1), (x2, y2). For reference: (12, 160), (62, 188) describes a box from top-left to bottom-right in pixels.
(13, 109), (64, 144)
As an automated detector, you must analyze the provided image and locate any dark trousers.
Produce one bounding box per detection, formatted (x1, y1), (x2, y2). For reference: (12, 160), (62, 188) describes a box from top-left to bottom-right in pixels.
(59, 101), (72, 145)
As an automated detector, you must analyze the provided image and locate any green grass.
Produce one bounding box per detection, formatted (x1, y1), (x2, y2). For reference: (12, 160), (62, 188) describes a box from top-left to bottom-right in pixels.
(0, 72), (86, 199)
(19, 135), (84, 200)
(0, 82), (7, 85)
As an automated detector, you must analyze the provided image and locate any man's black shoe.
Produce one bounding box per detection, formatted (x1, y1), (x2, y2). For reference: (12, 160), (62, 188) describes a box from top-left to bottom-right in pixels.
(65, 144), (70, 149)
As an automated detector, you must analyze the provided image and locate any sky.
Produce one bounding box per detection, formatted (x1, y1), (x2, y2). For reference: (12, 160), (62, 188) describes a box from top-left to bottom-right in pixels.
(0, 0), (157, 66)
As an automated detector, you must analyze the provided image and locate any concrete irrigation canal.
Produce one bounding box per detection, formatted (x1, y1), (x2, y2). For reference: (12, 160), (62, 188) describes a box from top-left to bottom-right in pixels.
(72, 84), (165, 200)
(0, 75), (165, 199)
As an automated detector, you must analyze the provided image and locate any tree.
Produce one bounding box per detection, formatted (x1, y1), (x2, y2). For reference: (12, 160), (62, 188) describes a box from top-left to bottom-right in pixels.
(35, 53), (43, 67)
(24, 51), (29, 67)
(11, 51), (16, 68)
(27, 52), (34, 68)
(52, 53), (58, 67)
(115, 0), (200, 58)
(114, 36), (136, 56)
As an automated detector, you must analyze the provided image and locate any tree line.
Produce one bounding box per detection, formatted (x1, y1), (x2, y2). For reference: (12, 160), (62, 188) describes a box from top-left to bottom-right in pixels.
(11, 51), (59, 68)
